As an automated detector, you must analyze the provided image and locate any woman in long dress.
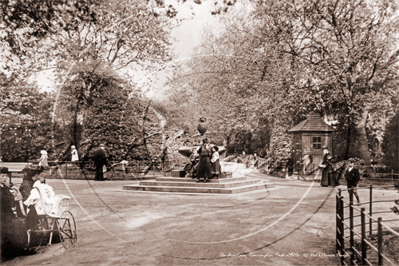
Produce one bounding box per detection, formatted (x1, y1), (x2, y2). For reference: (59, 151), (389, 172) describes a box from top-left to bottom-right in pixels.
(320, 146), (334, 187)
(197, 139), (212, 182)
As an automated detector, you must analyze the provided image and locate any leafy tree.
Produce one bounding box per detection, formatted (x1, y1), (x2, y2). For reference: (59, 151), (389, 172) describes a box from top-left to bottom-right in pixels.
(0, 73), (57, 161)
(252, 0), (399, 164)
(164, 4), (294, 165)
(382, 110), (399, 171)
(1, 0), (176, 161)
(166, 0), (399, 168)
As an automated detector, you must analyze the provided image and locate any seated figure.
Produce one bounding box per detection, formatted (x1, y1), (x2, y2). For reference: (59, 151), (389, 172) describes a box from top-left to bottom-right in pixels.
(184, 148), (200, 178)
(24, 175), (57, 216)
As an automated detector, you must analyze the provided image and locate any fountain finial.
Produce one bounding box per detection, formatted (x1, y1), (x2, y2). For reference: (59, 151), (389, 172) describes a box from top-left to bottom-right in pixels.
(197, 117), (208, 136)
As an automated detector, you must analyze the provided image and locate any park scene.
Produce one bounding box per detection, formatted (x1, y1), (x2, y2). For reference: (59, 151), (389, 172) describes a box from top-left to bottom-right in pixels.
(1, 0), (399, 265)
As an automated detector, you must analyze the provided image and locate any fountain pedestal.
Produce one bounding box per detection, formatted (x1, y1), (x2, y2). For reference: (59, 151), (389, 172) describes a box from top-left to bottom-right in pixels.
(171, 169), (186, 177)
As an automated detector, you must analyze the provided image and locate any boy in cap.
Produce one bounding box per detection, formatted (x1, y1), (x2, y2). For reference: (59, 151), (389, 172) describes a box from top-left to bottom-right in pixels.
(345, 158), (361, 205)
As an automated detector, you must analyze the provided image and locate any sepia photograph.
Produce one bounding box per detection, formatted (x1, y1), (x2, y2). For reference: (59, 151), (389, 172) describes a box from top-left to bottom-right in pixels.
(1, 0), (399, 265)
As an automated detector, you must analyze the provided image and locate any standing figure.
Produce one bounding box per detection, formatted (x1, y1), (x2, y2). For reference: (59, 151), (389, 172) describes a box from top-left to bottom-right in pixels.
(93, 144), (108, 181)
(120, 154), (129, 174)
(320, 146), (334, 187)
(253, 153), (258, 168)
(38, 150), (48, 169)
(71, 145), (79, 163)
(301, 152), (313, 175)
(210, 146), (221, 179)
(197, 139), (212, 182)
(345, 159), (361, 205)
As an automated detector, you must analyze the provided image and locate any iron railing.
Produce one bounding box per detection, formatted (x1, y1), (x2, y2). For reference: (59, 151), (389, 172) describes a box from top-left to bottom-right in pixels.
(26, 160), (174, 180)
(336, 185), (399, 265)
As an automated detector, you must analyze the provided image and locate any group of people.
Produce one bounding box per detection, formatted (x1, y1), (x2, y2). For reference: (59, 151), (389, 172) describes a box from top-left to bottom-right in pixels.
(37, 145), (79, 169)
(37, 144), (110, 181)
(320, 146), (361, 204)
(185, 138), (221, 182)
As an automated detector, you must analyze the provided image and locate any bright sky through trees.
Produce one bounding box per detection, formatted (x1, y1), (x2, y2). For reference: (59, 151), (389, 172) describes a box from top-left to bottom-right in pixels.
(34, 0), (222, 96)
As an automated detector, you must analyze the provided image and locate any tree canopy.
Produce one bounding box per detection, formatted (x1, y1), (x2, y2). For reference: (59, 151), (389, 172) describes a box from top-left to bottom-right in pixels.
(164, 0), (399, 166)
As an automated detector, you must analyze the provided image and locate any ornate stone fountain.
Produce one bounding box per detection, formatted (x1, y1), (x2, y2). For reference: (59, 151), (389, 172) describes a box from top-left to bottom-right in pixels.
(122, 118), (274, 193)
(178, 117), (226, 159)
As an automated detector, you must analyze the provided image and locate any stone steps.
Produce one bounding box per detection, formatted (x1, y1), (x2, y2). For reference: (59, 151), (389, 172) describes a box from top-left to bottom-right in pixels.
(139, 179), (260, 188)
(155, 176), (248, 183)
(123, 176), (274, 194)
(123, 182), (273, 194)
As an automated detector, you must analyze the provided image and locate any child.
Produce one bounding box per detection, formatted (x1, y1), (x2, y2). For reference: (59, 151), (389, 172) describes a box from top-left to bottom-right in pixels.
(71, 145), (79, 162)
(345, 159), (361, 205)
(38, 150), (48, 169)
(210, 146), (221, 179)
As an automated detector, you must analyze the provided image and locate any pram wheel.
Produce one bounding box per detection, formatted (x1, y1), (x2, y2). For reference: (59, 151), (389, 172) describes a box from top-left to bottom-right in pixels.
(57, 211), (77, 249)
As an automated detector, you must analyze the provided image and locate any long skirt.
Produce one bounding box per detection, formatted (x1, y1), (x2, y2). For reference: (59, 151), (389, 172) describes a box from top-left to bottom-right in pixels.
(95, 164), (104, 181)
(211, 160), (221, 178)
(321, 170), (329, 187)
(26, 206), (39, 230)
(328, 173), (336, 186)
(197, 156), (211, 180)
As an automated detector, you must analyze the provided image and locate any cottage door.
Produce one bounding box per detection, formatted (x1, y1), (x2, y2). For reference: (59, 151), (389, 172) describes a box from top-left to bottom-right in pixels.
(311, 136), (323, 168)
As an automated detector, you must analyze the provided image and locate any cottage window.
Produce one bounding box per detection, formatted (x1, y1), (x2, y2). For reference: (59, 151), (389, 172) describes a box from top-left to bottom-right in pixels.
(312, 137), (321, 149)
(295, 136), (301, 149)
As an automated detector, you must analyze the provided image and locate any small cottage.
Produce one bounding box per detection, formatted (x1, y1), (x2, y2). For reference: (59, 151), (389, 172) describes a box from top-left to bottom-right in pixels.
(288, 112), (336, 172)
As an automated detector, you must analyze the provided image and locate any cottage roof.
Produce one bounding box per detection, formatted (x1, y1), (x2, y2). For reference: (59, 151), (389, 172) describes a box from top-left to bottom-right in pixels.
(288, 113), (336, 132)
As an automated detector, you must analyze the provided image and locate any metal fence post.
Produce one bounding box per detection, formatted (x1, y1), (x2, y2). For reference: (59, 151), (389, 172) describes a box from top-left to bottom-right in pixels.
(378, 217), (383, 265)
(350, 188), (354, 265)
(361, 208), (367, 264)
(336, 194), (345, 262)
(339, 196), (345, 264)
(369, 185), (373, 237)
(391, 169), (393, 183)
(336, 194), (340, 254)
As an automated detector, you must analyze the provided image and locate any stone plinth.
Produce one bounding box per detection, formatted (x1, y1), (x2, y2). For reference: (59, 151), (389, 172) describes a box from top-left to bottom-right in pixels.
(171, 170), (185, 177)
(123, 176), (274, 194)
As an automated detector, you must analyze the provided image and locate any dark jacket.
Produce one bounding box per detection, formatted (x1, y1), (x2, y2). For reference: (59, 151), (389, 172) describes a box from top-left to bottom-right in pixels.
(93, 149), (107, 168)
(321, 153), (333, 173)
(345, 167), (360, 186)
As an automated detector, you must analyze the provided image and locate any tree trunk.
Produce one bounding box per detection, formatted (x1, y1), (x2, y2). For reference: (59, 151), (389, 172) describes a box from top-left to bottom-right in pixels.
(347, 110), (371, 166)
(355, 110), (371, 165)
(344, 116), (351, 160)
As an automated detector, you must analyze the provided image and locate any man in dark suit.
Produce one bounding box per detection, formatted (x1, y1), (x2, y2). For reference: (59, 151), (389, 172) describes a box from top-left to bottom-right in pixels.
(345, 158), (361, 205)
(93, 144), (108, 181)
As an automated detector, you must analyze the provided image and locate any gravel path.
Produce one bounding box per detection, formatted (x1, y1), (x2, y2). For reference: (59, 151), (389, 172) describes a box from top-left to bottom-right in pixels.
(4, 165), (397, 266)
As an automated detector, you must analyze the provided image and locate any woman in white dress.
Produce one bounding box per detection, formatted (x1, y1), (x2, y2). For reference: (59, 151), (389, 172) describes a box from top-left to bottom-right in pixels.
(24, 175), (57, 217)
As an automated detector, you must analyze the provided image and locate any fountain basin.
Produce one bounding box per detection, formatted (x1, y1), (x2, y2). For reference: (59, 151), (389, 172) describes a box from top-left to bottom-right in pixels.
(178, 146), (227, 158)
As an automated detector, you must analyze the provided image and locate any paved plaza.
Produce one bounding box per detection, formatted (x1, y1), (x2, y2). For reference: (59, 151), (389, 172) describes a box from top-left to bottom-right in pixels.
(3, 165), (398, 266)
